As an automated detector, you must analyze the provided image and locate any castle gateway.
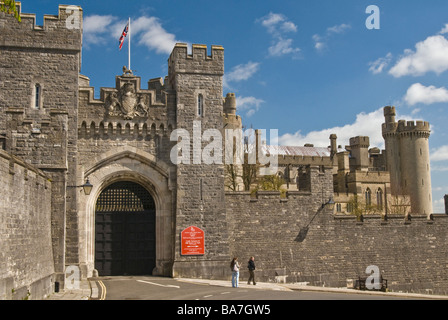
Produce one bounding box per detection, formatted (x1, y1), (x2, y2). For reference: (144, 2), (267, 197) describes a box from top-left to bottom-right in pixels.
(2, 4), (448, 299)
(77, 42), (231, 277)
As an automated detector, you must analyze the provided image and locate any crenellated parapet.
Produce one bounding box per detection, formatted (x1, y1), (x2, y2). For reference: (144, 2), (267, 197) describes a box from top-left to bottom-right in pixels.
(168, 43), (224, 79)
(382, 106), (431, 139)
(1, 3), (83, 52)
(349, 136), (370, 148)
(396, 120), (431, 138)
(78, 73), (176, 138)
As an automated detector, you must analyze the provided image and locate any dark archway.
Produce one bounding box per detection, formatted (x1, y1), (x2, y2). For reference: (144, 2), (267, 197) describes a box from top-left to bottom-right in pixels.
(95, 181), (156, 276)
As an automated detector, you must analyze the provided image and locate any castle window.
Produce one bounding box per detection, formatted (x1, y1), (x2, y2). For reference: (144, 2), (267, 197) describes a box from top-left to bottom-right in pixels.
(198, 94), (204, 117)
(34, 84), (41, 109)
(200, 178), (203, 201)
(347, 203), (353, 213)
(365, 188), (371, 206)
(377, 189), (383, 211)
(336, 203), (342, 213)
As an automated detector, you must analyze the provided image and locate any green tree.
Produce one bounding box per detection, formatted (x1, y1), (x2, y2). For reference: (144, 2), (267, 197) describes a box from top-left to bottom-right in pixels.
(347, 194), (379, 220)
(1, 0), (21, 22)
(258, 174), (285, 191)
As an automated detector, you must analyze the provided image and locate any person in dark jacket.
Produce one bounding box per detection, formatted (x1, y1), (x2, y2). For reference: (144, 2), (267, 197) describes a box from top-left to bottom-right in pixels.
(247, 256), (256, 285)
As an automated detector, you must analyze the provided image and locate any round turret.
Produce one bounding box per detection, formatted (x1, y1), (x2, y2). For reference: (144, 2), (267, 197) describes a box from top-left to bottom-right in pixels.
(224, 93), (237, 114)
(382, 106), (433, 216)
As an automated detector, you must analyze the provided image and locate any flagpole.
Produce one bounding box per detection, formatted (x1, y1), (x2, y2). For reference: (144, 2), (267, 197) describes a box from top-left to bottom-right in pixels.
(128, 17), (131, 72)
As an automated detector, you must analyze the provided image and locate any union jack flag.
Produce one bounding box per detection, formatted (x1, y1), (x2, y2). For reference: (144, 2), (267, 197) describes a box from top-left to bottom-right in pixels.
(119, 22), (129, 50)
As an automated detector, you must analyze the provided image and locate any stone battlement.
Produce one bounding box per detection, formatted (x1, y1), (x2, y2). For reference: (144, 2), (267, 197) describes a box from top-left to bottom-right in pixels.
(397, 120), (430, 133)
(168, 43), (224, 76)
(349, 136), (370, 148)
(1, 3), (82, 52)
(382, 107), (430, 137)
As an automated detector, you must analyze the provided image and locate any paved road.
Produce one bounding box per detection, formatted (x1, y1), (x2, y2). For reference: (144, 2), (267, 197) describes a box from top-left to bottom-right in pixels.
(94, 276), (413, 301)
(88, 276), (432, 318)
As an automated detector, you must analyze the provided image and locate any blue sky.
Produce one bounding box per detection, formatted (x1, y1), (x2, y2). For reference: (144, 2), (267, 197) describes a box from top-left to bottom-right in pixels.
(23, 0), (448, 212)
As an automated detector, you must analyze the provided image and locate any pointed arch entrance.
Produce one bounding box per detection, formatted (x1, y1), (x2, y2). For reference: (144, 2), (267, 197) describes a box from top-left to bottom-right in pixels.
(94, 181), (156, 276)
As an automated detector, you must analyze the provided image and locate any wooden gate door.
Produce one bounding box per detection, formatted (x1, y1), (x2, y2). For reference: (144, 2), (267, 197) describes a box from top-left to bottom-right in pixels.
(95, 181), (156, 276)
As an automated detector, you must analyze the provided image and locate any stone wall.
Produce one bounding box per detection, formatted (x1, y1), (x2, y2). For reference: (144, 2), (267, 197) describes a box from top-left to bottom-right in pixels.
(0, 5), (83, 284)
(0, 150), (54, 300)
(226, 190), (448, 295)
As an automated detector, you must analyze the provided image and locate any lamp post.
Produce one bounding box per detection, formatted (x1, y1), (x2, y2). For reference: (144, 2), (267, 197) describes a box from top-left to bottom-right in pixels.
(324, 197), (335, 210)
(68, 179), (93, 195)
(81, 179), (93, 195)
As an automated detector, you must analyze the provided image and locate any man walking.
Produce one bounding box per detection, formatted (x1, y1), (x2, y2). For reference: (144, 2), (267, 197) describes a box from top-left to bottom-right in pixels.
(247, 256), (256, 285)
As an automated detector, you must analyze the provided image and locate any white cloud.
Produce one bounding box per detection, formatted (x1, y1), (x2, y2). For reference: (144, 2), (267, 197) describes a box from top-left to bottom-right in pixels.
(433, 198), (445, 213)
(225, 62), (260, 83)
(312, 34), (325, 51)
(268, 38), (300, 57)
(259, 12), (297, 36)
(389, 35), (448, 77)
(431, 145), (448, 162)
(404, 83), (448, 106)
(439, 23), (448, 34)
(83, 15), (118, 47)
(281, 21), (298, 33)
(368, 53), (392, 74)
(236, 96), (265, 118)
(131, 16), (179, 54)
(278, 107), (413, 149)
(313, 23), (351, 52)
(84, 15), (117, 33)
(327, 23), (351, 34)
(82, 14), (180, 54)
(432, 165), (448, 172)
(257, 12), (300, 58)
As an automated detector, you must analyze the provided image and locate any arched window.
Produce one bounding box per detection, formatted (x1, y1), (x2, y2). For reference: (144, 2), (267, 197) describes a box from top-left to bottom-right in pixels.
(376, 188), (383, 211)
(365, 188), (372, 206)
(347, 203), (353, 213)
(198, 94), (204, 117)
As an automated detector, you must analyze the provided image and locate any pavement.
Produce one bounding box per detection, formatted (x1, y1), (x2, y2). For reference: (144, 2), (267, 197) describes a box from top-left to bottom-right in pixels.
(45, 277), (448, 300)
(46, 278), (95, 300)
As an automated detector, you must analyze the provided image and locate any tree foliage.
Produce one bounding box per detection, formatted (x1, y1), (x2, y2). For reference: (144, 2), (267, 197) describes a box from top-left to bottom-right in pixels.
(257, 174), (285, 191)
(1, 0), (21, 22)
(347, 194), (379, 219)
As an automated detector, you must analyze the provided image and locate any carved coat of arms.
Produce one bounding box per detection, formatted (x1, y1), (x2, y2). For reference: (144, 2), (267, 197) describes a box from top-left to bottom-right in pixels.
(105, 82), (149, 119)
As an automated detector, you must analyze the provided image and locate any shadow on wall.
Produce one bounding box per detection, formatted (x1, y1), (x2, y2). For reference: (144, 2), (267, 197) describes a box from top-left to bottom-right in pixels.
(295, 199), (333, 242)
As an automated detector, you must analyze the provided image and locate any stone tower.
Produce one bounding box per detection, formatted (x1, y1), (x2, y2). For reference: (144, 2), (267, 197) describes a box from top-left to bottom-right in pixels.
(349, 136), (370, 171)
(382, 106), (433, 215)
(168, 43), (230, 278)
(0, 3), (83, 284)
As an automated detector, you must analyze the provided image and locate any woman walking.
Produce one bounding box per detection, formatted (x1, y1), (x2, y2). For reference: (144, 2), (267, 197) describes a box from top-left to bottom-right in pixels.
(230, 257), (240, 288)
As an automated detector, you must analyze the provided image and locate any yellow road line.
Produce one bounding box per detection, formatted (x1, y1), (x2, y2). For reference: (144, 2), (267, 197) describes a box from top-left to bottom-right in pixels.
(98, 280), (107, 300)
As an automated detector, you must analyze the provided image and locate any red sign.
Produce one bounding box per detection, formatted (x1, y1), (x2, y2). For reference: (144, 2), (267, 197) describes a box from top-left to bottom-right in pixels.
(181, 226), (205, 256)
